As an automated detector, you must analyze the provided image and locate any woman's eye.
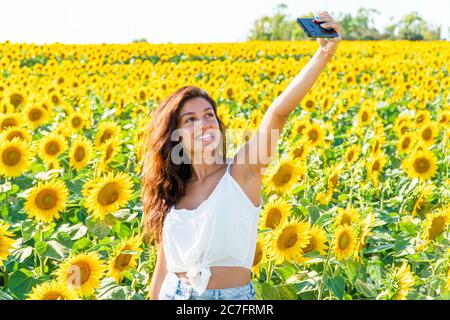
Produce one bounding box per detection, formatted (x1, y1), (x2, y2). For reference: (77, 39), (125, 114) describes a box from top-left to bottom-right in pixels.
(206, 112), (214, 117)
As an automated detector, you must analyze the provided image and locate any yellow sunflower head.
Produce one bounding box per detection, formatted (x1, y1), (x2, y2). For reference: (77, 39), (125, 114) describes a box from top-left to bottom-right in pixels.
(0, 136), (32, 178)
(332, 224), (357, 261)
(264, 216), (311, 265)
(69, 135), (93, 171)
(107, 235), (143, 282)
(0, 222), (16, 266)
(252, 236), (268, 280)
(83, 171), (134, 220)
(263, 156), (307, 195)
(24, 179), (69, 223)
(258, 197), (292, 230)
(402, 149), (438, 181)
(422, 208), (450, 242)
(27, 281), (78, 300)
(55, 252), (106, 297)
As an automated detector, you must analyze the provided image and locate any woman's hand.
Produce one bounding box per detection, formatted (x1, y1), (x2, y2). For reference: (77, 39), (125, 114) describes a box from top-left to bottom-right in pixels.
(313, 11), (343, 57)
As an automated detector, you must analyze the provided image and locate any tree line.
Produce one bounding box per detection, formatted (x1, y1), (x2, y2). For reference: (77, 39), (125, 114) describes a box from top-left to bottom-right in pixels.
(247, 3), (447, 41)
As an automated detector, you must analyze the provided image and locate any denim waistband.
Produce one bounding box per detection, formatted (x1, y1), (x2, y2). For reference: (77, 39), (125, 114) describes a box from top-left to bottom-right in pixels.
(160, 272), (255, 299)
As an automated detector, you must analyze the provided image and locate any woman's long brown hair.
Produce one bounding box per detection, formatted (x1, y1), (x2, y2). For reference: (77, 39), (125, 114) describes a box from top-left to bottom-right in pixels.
(141, 85), (227, 248)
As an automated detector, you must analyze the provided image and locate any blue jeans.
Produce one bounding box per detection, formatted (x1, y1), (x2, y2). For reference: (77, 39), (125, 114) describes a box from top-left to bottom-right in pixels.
(159, 272), (256, 300)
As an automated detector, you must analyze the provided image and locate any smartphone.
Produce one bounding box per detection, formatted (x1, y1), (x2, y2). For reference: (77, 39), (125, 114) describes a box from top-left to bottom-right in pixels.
(296, 18), (339, 38)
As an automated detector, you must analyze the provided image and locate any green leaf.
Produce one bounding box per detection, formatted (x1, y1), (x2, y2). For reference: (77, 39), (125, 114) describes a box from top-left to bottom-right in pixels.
(72, 238), (92, 252)
(21, 220), (39, 242)
(8, 270), (41, 299)
(354, 279), (377, 298)
(44, 240), (71, 260)
(11, 246), (33, 263)
(35, 241), (48, 257)
(86, 215), (112, 240)
(0, 289), (14, 300)
(58, 223), (88, 240)
(324, 276), (345, 300)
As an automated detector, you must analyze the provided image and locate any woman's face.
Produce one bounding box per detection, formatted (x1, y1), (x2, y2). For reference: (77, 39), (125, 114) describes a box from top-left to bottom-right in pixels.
(175, 97), (221, 160)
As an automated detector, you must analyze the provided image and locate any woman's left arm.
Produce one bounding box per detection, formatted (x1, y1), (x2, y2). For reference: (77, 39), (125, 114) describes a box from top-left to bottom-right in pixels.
(238, 11), (343, 176)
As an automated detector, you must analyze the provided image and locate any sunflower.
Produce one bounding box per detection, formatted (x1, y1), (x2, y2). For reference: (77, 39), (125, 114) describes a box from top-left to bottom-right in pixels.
(0, 136), (32, 178)
(301, 97), (316, 112)
(343, 144), (361, 166)
(290, 118), (310, 140)
(366, 151), (388, 187)
(289, 137), (312, 161)
(326, 163), (344, 193)
(396, 132), (416, 154)
(258, 197), (292, 230)
(412, 183), (434, 217)
(107, 235), (143, 282)
(394, 114), (412, 137)
(0, 126), (32, 143)
(353, 213), (375, 262)
(55, 252), (106, 297)
(264, 216), (311, 265)
(66, 110), (87, 132)
(27, 281), (78, 300)
(295, 225), (328, 263)
(303, 122), (326, 148)
(358, 103), (373, 127)
(414, 110), (430, 128)
(0, 222), (15, 266)
(37, 133), (68, 165)
(94, 121), (121, 148)
(392, 261), (415, 300)
(335, 206), (361, 226)
(69, 135), (93, 171)
(23, 104), (50, 129)
(332, 224), (357, 261)
(83, 171), (134, 220)
(402, 149), (438, 181)
(422, 208), (450, 242)
(24, 179), (69, 223)
(96, 136), (120, 173)
(262, 156), (307, 195)
(0, 112), (23, 132)
(418, 121), (438, 146)
(252, 236), (268, 280)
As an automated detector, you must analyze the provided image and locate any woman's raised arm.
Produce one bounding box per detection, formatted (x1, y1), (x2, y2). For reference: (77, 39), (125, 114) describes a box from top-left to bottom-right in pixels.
(236, 11), (343, 176)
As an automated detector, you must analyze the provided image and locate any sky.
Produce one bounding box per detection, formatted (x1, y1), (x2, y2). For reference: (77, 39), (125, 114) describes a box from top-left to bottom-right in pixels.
(1, 0), (449, 44)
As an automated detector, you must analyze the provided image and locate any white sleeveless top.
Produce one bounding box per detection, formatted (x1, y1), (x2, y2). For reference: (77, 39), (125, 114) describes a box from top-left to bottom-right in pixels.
(162, 160), (262, 296)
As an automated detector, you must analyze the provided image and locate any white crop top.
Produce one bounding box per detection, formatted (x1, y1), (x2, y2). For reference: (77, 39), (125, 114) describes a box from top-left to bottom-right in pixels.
(162, 160), (262, 296)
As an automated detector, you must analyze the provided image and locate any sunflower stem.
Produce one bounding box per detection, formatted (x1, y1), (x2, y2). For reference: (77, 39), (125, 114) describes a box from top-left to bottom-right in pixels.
(266, 260), (274, 285)
(38, 224), (45, 275)
(318, 246), (332, 300)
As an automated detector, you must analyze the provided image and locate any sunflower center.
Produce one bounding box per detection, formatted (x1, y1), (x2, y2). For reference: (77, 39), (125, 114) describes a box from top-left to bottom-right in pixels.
(114, 246), (133, 269)
(340, 214), (352, 225)
(297, 125), (306, 134)
(42, 291), (65, 300)
(402, 137), (411, 149)
(293, 146), (305, 159)
(2, 118), (18, 130)
(347, 150), (355, 162)
(46, 141), (60, 155)
(278, 227), (298, 249)
(329, 173), (339, 189)
(72, 116), (82, 127)
(302, 236), (317, 253)
(30, 108), (42, 121)
(3, 147), (21, 166)
(306, 100), (314, 109)
(100, 130), (113, 144)
(98, 182), (120, 206)
(429, 216), (446, 240)
(413, 157), (430, 173)
(105, 145), (113, 161)
(71, 261), (91, 285)
(422, 128), (432, 140)
(35, 189), (57, 210)
(253, 247), (263, 266)
(308, 130), (318, 142)
(362, 111), (368, 122)
(267, 208), (281, 229)
(272, 165), (292, 186)
(338, 232), (350, 249)
(74, 146), (86, 161)
(372, 160), (380, 171)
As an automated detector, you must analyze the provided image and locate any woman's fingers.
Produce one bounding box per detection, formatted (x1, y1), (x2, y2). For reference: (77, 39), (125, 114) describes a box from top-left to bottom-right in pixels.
(319, 22), (342, 33)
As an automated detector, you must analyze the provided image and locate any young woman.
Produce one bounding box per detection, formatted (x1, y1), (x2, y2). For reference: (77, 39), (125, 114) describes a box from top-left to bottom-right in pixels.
(142, 11), (342, 300)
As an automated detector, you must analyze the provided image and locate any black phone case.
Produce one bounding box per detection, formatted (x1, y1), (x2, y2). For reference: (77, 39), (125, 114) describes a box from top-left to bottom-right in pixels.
(296, 18), (338, 38)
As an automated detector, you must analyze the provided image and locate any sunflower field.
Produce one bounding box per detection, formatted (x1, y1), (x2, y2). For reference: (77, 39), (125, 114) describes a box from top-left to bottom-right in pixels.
(0, 40), (449, 300)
